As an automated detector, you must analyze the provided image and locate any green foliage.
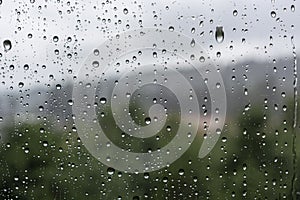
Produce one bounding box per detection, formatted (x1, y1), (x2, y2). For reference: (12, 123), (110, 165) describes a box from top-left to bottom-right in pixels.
(0, 99), (299, 199)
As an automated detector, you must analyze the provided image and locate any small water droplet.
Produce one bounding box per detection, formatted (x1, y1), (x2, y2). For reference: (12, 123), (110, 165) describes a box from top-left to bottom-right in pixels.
(92, 61), (99, 68)
(178, 169), (185, 176)
(271, 11), (276, 18)
(39, 106), (44, 111)
(24, 148), (30, 154)
(123, 8), (128, 15)
(42, 141), (48, 147)
(199, 56), (205, 62)
(107, 167), (115, 175)
(18, 82), (24, 88)
(168, 26), (174, 32)
(53, 36), (59, 42)
(233, 10), (238, 16)
(291, 5), (295, 12)
(3, 40), (12, 52)
(94, 49), (99, 56)
(215, 26), (224, 43)
(68, 99), (73, 105)
(100, 97), (107, 104)
(191, 27), (195, 34)
(166, 126), (171, 132)
(23, 64), (29, 70)
(145, 117), (151, 125)
(190, 39), (195, 47)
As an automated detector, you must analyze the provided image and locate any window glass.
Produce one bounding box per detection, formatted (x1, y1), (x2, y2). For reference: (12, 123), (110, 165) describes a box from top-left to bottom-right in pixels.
(0, 0), (299, 199)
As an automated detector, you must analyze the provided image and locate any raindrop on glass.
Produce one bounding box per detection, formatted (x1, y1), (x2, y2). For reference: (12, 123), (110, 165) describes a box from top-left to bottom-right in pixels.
(270, 11), (276, 18)
(190, 39), (195, 47)
(100, 97), (107, 104)
(145, 117), (151, 125)
(233, 10), (238, 16)
(3, 40), (12, 52)
(215, 26), (224, 43)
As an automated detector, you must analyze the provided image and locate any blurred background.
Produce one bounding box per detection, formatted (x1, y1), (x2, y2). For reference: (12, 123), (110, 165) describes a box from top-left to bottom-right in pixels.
(0, 0), (299, 199)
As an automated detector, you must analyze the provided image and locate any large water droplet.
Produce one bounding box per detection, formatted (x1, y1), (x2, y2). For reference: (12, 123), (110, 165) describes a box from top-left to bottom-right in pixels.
(3, 40), (12, 52)
(215, 26), (224, 43)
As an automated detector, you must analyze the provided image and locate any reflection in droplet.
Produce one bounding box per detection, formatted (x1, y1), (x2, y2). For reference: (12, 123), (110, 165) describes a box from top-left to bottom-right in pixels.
(215, 26), (224, 43)
(3, 40), (12, 52)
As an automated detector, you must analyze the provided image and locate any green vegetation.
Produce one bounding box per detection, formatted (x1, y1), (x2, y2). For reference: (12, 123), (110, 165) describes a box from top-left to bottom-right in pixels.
(0, 100), (299, 199)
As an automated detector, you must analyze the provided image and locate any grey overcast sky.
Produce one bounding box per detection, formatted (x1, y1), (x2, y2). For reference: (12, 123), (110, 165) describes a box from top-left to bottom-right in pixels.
(0, 0), (298, 91)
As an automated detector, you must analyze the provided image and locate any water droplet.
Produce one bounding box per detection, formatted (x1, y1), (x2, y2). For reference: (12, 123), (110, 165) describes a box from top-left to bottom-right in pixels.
(145, 117), (151, 125)
(100, 97), (107, 104)
(42, 141), (48, 147)
(166, 126), (171, 132)
(144, 173), (149, 179)
(39, 106), (44, 111)
(291, 5), (295, 12)
(190, 39), (195, 47)
(18, 82), (24, 88)
(153, 52), (157, 58)
(199, 56), (205, 62)
(233, 10), (238, 16)
(191, 27), (195, 34)
(168, 26), (174, 32)
(56, 84), (61, 90)
(94, 49), (99, 56)
(215, 26), (224, 43)
(178, 169), (185, 176)
(199, 21), (204, 27)
(123, 8), (128, 15)
(92, 61), (99, 68)
(107, 167), (115, 175)
(24, 148), (30, 154)
(221, 137), (227, 142)
(23, 64), (29, 70)
(68, 99), (73, 105)
(271, 11), (276, 18)
(53, 36), (59, 42)
(3, 40), (12, 52)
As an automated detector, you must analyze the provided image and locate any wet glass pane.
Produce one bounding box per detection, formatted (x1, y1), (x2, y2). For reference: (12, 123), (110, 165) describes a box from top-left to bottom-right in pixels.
(0, 0), (299, 199)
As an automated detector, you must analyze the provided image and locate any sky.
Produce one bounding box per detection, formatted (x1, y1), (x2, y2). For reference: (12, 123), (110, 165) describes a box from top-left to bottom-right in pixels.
(0, 0), (298, 91)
